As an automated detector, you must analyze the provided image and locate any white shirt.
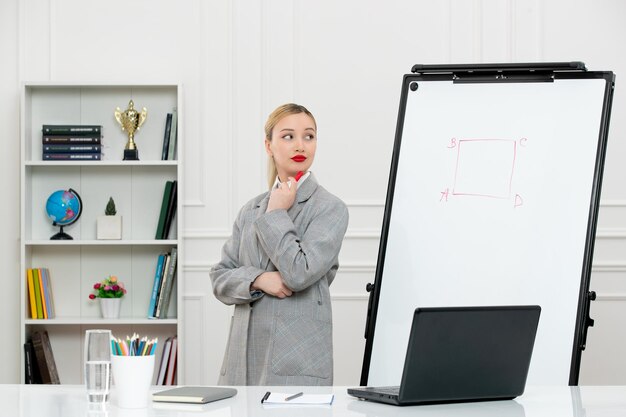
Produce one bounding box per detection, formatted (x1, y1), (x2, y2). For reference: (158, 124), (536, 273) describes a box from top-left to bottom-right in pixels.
(272, 171), (311, 190)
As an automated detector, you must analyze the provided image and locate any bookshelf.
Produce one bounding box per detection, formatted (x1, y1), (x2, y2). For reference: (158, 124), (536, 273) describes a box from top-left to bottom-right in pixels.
(20, 83), (183, 384)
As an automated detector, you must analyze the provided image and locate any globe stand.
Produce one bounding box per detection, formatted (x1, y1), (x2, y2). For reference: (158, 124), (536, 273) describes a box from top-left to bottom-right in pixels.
(51, 224), (73, 240)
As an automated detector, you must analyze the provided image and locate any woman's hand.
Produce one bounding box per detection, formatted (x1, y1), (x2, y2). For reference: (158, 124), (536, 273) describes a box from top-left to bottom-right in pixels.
(251, 271), (293, 298)
(266, 176), (297, 212)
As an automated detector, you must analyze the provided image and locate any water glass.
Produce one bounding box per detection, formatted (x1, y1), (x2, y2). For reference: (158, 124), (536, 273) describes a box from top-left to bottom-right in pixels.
(84, 329), (112, 403)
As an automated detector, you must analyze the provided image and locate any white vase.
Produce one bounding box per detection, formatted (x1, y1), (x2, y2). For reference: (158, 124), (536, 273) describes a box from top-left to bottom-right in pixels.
(97, 215), (123, 240)
(99, 298), (121, 319)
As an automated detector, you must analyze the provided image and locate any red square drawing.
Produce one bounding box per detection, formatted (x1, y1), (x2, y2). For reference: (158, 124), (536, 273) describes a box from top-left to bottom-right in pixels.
(453, 139), (516, 199)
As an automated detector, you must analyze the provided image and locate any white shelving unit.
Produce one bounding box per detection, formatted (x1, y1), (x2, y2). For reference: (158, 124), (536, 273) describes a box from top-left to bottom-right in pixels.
(20, 83), (183, 384)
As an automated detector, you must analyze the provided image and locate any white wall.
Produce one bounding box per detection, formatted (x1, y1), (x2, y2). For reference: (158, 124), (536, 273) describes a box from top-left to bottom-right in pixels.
(1, 0), (625, 385)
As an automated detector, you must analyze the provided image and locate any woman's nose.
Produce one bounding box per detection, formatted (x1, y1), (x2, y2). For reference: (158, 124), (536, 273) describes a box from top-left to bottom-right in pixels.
(294, 136), (304, 150)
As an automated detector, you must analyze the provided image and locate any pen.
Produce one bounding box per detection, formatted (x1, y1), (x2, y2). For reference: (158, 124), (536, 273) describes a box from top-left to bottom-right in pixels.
(285, 392), (303, 401)
(261, 391), (271, 403)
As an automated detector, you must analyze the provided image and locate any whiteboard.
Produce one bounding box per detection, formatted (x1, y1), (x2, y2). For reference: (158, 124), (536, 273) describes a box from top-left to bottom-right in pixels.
(364, 73), (613, 386)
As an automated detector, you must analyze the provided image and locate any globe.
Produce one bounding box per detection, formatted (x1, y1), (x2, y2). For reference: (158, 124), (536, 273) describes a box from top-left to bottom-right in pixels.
(45, 188), (82, 240)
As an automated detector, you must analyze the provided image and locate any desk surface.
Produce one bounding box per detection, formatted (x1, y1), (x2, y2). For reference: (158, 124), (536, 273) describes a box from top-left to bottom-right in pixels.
(1, 385), (625, 416)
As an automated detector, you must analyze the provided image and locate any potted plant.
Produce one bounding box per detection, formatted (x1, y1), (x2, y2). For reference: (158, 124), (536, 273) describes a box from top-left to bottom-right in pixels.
(89, 275), (127, 318)
(97, 197), (122, 239)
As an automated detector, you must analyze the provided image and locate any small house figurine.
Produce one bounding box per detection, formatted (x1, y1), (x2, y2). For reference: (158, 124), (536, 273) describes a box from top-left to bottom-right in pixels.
(97, 197), (122, 239)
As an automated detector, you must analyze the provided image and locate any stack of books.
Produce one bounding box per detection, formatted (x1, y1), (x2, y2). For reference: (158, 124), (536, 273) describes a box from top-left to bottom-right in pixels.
(156, 335), (178, 385)
(26, 268), (55, 319)
(148, 248), (178, 319)
(42, 124), (102, 161)
(24, 330), (60, 384)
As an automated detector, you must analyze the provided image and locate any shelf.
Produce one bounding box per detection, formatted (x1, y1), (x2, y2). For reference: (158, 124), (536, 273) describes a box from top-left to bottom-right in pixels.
(25, 161), (178, 167)
(25, 240), (178, 246)
(20, 82), (183, 384)
(25, 318), (177, 325)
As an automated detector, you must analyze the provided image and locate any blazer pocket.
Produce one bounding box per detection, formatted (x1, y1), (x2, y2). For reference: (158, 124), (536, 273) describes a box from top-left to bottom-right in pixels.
(220, 316), (235, 376)
(271, 315), (332, 379)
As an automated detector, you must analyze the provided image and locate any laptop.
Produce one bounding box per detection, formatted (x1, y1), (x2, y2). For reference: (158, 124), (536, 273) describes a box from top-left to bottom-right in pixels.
(348, 305), (541, 406)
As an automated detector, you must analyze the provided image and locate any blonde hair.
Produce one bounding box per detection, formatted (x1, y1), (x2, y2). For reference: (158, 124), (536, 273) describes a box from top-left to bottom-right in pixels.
(265, 103), (316, 189)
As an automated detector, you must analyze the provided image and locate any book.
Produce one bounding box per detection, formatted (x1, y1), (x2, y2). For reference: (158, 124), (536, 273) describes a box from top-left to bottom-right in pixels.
(157, 337), (173, 385)
(37, 268), (48, 319)
(43, 153), (101, 160)
(43, 135), (101, 144)
(26, 269), (37, 319)
(162, 180), (177, 239)
(152, 386), (238, 404)
(24, 342), (34, 384)
(32, 269), (43, 319)
(40, 268), (55, 319)
(161, 113), (172, 160)
(43, 144), (102, 153)
(155, 181), (174, 239)
(156, 247), (177, 319)
(24, 340), (42, 384)
(165, 336), (178, 385)
(154, 253), (171, 317)
(42, 125), (102, 136)
(147, 254), (167, 318)
(31, 330), (60, 384)
(167, 108), (178, 160)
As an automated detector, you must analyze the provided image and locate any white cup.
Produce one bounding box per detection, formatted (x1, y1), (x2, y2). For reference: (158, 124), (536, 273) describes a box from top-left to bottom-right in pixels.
(110, 355), (155, 409)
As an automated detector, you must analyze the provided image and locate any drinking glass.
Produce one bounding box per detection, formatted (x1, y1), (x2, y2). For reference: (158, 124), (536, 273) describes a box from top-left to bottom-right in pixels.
(84, 329), (112, 403)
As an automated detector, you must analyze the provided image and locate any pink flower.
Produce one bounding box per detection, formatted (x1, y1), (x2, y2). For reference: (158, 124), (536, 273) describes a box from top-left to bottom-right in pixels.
(89, 294), (96, 300)
(94, 283), (101, 289)
(104, 285), (112, 291)
(112, 285), (120, 291)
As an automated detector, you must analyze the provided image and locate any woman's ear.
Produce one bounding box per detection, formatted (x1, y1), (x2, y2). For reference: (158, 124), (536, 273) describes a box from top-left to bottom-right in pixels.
(265, 139), (273, 157)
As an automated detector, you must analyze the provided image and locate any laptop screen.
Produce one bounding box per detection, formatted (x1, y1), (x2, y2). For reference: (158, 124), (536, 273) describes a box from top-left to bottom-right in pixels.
(399, 305), (541, 403)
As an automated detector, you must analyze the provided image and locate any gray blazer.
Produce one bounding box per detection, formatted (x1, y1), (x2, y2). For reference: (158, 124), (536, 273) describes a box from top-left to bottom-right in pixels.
(210, 173), (349, 386)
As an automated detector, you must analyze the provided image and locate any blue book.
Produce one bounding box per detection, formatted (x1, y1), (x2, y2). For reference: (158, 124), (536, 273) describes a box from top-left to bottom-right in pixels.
(148, 254), (166, 318)
(40, 268), (54, 319)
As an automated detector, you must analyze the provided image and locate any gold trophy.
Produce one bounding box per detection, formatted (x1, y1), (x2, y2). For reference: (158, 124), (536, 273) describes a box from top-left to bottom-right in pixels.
(114, 100), (147, 160)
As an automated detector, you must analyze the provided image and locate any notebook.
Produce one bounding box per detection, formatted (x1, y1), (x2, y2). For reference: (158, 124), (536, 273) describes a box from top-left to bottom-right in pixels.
(152, 386), (237, 404)
(348, 305), (541, 406)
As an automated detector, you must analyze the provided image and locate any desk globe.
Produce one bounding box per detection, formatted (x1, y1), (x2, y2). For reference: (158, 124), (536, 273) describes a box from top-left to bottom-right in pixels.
(45, 189), (82, 240)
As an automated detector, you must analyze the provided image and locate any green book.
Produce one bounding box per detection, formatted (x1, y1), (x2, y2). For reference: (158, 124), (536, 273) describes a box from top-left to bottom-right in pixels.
(32, 268), (43, 319)
(156, 181), (174, 239)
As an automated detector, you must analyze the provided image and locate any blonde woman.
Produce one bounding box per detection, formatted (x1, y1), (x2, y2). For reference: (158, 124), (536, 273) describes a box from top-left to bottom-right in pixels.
(210, 103), (349, 385)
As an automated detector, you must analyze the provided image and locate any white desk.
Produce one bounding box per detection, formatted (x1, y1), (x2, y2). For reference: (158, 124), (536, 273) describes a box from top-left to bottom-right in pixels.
(1, 385), (625, 417)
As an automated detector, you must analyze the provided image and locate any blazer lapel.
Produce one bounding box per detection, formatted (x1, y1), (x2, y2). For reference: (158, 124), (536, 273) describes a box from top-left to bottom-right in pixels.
(287, 172), (318, 219)
(254, 173), (319, 270)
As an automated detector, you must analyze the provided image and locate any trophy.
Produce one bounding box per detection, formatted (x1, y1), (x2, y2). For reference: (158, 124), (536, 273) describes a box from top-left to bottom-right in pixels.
(114, 100), (147, 160)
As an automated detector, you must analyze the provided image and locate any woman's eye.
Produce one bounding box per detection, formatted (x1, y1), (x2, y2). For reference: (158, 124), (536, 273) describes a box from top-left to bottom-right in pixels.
(282, 134), (293, 140)
(305, 134), (315, 141)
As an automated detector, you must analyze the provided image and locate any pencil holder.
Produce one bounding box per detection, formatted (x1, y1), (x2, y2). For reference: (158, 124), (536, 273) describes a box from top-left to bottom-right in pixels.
(111, 354), (155, 408)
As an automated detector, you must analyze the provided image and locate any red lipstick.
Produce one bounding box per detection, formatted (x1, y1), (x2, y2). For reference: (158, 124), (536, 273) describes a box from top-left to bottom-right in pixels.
(291, 155), (306, 162)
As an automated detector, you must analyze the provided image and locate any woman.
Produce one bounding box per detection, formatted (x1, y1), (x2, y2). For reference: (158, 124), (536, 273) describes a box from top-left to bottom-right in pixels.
(210, 103), (349, 386)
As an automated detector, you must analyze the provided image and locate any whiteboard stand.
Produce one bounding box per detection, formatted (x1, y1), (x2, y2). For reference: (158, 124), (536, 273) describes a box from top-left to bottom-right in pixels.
(361, 62), (615, 386)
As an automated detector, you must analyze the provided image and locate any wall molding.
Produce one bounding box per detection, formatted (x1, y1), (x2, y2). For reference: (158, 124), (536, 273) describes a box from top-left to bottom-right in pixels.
(595, 293), (626, 302)
(183, 228), (381, 240)
(181, 294), (207, 384)
(186, 262), (625, 274)
(596, 229), (626, 239)
(592, 262), (626, 273)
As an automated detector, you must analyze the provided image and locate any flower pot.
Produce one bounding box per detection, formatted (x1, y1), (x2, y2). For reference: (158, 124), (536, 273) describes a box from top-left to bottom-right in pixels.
(97, 215), (122, 240)
(100, 298), (122, 319)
